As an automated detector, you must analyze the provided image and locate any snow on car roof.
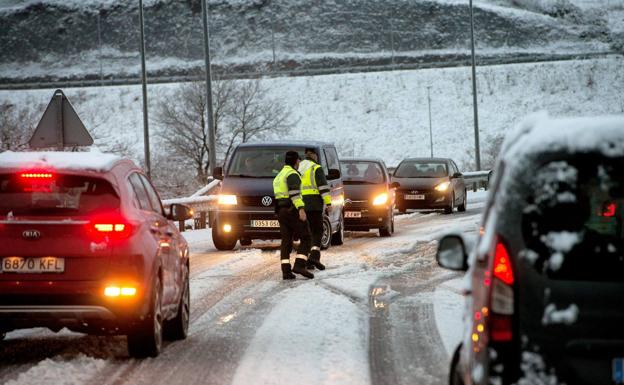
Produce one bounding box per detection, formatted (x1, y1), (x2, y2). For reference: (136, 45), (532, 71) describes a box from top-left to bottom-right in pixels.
(501, 112), (624, 167)
(0, 149), (122, 172)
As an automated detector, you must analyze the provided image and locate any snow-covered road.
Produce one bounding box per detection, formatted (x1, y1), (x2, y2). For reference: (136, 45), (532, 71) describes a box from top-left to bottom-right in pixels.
(0, 192), (487, 385)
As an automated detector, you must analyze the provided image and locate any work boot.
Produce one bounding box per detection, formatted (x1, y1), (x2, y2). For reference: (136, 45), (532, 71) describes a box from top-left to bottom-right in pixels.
(292, 256), (314, 279)
(308, 249), (326, 271)
(281, 261), (296, 280)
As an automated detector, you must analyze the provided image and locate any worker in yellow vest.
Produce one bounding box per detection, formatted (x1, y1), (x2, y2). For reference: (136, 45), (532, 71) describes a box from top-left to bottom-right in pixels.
(273, 151), (314, 280)
(299, 148), (332, 270)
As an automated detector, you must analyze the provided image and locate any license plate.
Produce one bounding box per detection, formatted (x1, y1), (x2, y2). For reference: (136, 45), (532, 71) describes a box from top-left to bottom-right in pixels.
(1, 257), (65, 274)
(614, 358), (624, 384)
(405, 194), (425, 200)
(250, 220), (279, 228)
(345, 211), (362, 218)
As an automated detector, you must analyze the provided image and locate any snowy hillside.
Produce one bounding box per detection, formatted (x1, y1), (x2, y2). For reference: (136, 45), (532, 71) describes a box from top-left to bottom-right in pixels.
(1, 55), (622, 179)
(0, 0), (620, 83)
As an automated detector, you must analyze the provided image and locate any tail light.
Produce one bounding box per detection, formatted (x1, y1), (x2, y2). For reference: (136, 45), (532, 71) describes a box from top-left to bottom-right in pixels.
(88, 214), (133, 240)
(490, 238), (514, 342)
(19, 170), (55, 192)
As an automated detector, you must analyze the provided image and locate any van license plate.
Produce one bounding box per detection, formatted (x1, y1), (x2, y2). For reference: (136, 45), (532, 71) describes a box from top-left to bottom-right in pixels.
(405, 194), (425, 200)
(614, 358), (624, 384)
(250, 220), (279, 228)
(345, 211), (362, 218)
(1, 257), (65, 273)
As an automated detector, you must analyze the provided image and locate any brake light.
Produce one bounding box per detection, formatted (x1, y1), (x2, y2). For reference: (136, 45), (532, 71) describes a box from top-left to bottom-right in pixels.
(89, 214), (132, 239)
(493, 242), (514, 285)
(599, 202), (616, 217)
(490, 238), (514, 343)
(20, 172), (54, 179)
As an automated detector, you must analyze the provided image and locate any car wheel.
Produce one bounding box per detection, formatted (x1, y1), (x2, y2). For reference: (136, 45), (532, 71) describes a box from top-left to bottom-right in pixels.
(444, 193), (455, 214)
(240, 237), (252, 246)
(127, 276), (164, 358)
(212, 226), (237, 251)
(164, 263), (190, 341)
(330, 215), (344, 246)
(321, 215), (332, 250)
(379, 209), (392, 237)
(457, 190), (467, 212)
(391, 209), (395, 233)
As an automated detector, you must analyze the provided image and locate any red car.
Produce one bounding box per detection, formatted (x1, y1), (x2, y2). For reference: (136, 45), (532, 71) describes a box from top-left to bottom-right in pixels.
(0, 151), (192, 358)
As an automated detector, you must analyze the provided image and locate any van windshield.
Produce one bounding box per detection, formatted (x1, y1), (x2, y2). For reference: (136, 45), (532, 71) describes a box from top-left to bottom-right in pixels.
(228, 147), (305, 178)
(0, 173), (120, 217)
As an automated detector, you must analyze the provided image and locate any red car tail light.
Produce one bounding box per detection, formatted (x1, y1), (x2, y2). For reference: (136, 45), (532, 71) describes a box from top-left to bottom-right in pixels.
(490, 238), (514, 343)
(18, 170), (55, 192)
(89, 214), (133, 240)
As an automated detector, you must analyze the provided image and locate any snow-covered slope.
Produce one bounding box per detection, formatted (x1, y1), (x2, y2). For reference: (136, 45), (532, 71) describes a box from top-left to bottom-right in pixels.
(0, 0), (619, 83)
(1, 56), (622, 175)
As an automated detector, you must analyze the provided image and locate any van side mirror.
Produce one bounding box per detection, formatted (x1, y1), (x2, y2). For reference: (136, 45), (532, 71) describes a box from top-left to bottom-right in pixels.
(436, 235), (468, 271)
(167, 204), (194, 221)
(390, 181), (400, 189)
(452, 172), (463, 179)
(328, 168), (341, 180)
(214, 166), (224, 180)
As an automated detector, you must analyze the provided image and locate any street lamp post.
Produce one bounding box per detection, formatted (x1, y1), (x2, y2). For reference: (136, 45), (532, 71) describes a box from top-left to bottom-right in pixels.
(201, 0), (217, 175)
(469, 0), (481, 171)
(138, 0), (151, 178)
(427, 86), (433, 158)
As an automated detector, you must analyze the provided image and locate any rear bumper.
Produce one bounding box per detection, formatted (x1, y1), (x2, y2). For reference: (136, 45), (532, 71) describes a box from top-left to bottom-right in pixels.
(396, 190), (450, 209)
(215, 209), (281, 239)
(344, 205), (390, 230)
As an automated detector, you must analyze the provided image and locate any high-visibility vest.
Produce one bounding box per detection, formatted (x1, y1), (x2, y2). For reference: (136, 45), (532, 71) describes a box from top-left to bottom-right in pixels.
(273, 165), (304, 209)
(300, 159), (331, 205)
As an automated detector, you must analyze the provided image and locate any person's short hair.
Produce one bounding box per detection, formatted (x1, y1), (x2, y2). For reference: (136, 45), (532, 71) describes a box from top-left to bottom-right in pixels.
(304, 147), (318, 156)
(285, 151), (300, 166)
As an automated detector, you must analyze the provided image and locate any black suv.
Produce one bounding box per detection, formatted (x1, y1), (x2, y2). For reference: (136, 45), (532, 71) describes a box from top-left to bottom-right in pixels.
(436, 115), (624, 385)
(212, 142), (345, 250)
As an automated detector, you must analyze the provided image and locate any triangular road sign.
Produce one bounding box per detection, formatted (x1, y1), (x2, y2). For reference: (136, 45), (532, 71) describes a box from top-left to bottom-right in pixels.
(29, 89), (94, 149)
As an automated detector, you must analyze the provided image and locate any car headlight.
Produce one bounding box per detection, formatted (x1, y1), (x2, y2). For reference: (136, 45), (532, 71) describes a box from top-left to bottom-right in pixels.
(218, 194), (238, 205)
(372, 193), (388, 206)
(435, 181), (451, 192)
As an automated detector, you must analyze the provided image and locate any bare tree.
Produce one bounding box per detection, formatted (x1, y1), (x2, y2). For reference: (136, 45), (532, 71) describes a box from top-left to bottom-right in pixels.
(0, 102), (40, 152)
(154, 78), (292, 184)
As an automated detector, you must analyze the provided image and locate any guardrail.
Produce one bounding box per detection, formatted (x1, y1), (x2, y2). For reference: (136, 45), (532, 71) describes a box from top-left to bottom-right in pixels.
(462, 170), (493, 192)
(162, 179), (221, 231)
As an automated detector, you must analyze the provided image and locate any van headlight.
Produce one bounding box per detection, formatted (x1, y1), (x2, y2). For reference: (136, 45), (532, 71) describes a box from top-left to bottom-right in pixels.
(434, 182), (451, 192)
(372, 193), (388, 206)
(218, 194), (238, 205)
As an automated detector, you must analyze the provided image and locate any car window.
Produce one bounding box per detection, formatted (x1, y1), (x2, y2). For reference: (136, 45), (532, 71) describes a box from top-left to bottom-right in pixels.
(227, 147), (305, 177)
(520, 158), (624, 282)
(395, 161), (448, 178)
(129, 173), (152, 211)
(0, 173), (119, 216)
(341, 161), (385, 184)
(324, 147), (339, 173)
(139, 174), (164, 216)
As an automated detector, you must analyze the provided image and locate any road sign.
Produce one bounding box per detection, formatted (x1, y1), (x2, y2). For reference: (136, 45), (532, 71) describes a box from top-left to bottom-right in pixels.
(29, 89), (93, 149)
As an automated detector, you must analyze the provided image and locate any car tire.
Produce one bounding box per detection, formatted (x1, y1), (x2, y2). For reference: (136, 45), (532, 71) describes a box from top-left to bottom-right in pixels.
(330, 215), (344, 246)
(379, 209), (393, 237)
(240, 237), (252, 246)
(212, 226), (237, 251)
(127, 276), (164, 358)
(449, 345), (464, 385)
(164, 263), (190, 341)
(444, 193), (455, 214)
(457, 190), (467, 212)
(321, 215), (332, 250)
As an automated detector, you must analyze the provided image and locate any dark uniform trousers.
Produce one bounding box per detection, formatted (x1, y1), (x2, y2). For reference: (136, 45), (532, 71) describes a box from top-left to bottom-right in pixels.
(277, 206), (311, 260)
(306, 210), (324, 255)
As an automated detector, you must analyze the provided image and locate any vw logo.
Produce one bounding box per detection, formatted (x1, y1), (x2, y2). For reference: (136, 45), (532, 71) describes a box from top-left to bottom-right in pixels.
(411, 190), (419, 194)
(261, 196), (273, 206)
(22, 230), (41, 240)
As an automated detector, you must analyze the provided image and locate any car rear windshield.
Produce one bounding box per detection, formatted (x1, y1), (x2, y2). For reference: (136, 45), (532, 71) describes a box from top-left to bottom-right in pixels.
(342, 161), (385, 184)
(521, 158), (624, 281)
(0, 173), (120, 217)
(394, 161), (448, 178)
(227, 147), (305, 178)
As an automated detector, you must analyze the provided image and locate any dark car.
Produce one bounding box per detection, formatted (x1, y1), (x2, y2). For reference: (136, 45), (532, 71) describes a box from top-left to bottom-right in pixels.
(212, 141), (345, 251)
(435, 115), (624, 385)
(341, 158), (398, 237)
(392, 157), (466, 214)
(0, 152), (193, 358)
